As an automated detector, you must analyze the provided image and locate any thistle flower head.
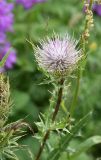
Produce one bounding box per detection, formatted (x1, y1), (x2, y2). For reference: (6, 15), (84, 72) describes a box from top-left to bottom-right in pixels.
(34, 34), (81, 77)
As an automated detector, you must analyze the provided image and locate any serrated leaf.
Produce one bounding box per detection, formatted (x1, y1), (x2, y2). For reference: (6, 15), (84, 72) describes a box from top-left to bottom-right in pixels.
(47, 112), (92, 160)
(50, 119), (69, 131)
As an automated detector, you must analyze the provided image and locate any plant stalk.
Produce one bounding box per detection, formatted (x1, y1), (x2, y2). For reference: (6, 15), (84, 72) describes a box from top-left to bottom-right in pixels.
(35, 78), (64, 160)
(70, 70), (81, 117)
(70, 0), (94, 117)
(52, 78), (64, 122)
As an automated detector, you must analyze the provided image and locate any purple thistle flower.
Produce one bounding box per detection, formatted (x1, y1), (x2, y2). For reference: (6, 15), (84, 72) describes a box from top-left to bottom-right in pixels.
(0, 43), (16, 71)
(0, 1), (14, 32)
(34, 34), (81, 76)
(16, 0), (45, 9)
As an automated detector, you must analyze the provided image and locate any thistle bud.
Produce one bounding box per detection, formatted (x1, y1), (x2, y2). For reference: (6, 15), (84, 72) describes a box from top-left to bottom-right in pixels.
(0, 73), (10, 127)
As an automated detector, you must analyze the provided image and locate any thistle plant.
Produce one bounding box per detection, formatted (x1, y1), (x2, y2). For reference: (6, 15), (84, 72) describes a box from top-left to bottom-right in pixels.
(1, 0), (101, 160)
(33, 34), (82, 160)
(29, 1), (101, 160)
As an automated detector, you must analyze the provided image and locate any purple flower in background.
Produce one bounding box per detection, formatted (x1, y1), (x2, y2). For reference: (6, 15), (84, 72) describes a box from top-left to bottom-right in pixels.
(0, 1), (14, 32)
(0, 0), (16, 72)
(0, 43), (16, 71)
(16, 0), (45, 9)
(0, 32), (6, 44)
(93, 4), (101, 16)
(83, 1), (101, 16)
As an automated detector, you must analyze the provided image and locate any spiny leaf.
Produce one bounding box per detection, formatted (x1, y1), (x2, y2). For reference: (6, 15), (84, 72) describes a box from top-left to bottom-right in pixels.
(47, 112), (92, 160)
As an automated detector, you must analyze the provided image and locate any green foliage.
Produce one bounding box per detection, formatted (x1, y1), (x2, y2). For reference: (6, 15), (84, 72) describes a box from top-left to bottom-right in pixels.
(0, 51), (10, 69)
(47, 112), (92, 160)
(70, 136), (101, 159)
(0, 120), (24, 160)
(2, 0), (101, 160)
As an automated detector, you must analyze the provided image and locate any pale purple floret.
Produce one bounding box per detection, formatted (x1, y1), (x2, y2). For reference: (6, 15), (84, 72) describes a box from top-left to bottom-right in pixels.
(16, 0), (45, 9)
(35, 34), (81, 75)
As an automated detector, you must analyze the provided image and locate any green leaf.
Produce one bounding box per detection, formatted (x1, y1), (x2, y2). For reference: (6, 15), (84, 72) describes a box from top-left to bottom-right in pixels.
(47, 112), (92, 160)
(0, 49), (11, 68)
(70, 136), (101, 160)
(12, 90), (30, 111)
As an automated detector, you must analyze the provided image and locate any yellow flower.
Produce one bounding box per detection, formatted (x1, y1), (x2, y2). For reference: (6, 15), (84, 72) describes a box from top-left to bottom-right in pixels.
(89, 42), (97, 51)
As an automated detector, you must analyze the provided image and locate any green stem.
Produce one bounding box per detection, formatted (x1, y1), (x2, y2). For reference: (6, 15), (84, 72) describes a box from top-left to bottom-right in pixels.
(89, 0), (93, 10)
(70, 0), (94, 117)
(35, 130), (50, 160)
(35, 78), (64, 160)
(52, 78), (64, 122)
(70, 69), (81, 117)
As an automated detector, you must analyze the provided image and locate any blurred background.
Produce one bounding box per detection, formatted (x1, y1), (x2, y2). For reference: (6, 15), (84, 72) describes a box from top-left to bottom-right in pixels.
(1, 0), (101, 159)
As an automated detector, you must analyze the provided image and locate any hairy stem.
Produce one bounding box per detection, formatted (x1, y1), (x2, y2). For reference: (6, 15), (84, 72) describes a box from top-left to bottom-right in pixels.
(35, 78), (64, 160)
(52, 78), (64, 122)
(35, 130), (50, 160)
